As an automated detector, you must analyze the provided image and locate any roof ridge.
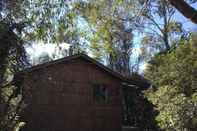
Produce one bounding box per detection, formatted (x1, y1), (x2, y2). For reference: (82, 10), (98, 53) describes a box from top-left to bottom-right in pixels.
(18, 53), (128, 82)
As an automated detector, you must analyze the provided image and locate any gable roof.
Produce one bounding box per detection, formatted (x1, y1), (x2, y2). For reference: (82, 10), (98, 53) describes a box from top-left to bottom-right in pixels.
(19, 53), (127, 81)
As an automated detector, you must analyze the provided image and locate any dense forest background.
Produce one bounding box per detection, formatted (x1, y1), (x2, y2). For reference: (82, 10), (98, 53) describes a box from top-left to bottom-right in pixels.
(0, 0), (196, 131)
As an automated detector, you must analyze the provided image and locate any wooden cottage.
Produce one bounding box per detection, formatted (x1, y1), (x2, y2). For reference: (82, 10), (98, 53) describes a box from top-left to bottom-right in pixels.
(19, 54), (128, 131)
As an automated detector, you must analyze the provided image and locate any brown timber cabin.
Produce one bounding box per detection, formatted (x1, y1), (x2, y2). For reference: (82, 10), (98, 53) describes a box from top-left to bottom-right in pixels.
(19, 54), (132, 131)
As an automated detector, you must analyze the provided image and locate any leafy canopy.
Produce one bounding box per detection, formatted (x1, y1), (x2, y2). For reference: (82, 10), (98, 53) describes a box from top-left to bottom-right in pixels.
(145, 34), (197, 130)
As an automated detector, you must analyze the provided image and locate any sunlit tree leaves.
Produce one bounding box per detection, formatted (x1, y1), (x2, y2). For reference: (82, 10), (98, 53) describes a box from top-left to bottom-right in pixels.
(145, 34), (197, 130)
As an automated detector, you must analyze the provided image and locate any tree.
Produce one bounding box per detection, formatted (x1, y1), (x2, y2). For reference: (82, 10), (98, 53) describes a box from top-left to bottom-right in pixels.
(144, 34), (197, 130)
(0, 22), (29, 131)
(73, 0), (138, 75)
(140, 0), (185, 59)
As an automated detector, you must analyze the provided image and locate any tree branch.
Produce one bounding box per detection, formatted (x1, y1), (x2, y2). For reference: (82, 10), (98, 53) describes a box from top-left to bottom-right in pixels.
(168, 0), (197, 24)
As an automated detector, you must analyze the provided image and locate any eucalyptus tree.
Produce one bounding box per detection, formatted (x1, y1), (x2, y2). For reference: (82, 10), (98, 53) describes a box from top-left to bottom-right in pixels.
(72, 0), (145, 75)
(138, 0), (186, 61)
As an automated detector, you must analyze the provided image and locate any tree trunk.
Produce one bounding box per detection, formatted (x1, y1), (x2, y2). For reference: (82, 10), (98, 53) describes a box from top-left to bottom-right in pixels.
(163, 33), (170, 51)
(169, 0), (197, 24)
(163, 1), (171, 51)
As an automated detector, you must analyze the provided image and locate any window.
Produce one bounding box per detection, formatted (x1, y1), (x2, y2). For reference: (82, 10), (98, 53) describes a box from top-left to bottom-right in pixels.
(92, 83), (108, 103)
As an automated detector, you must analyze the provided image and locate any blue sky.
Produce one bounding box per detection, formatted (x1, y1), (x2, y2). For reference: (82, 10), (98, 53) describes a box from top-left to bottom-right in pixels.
(177, 2), (197, 31)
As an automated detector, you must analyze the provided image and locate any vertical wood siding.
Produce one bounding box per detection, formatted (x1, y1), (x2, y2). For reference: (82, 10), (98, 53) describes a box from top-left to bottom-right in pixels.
(21, 58), (122, 131)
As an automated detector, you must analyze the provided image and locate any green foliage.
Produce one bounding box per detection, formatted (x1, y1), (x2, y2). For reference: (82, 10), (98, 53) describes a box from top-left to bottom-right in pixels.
(0, 0), (79, 44)
(146, 85), (197, 130)
(74, 0), (136, 73)
(145, 34), (197, 130)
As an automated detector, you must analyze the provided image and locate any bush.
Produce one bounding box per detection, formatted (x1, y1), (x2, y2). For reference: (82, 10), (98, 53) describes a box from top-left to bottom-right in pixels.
(144, 34), (197, 131)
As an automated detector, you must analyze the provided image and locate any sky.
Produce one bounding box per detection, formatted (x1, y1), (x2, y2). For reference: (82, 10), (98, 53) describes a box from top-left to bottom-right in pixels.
(26, 42), (70, 64)
(26, 42), (70, 58)
(27, 3), (197, 72)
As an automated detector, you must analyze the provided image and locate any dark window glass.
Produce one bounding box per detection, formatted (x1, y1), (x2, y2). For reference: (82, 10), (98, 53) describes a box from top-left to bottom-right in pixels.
(92, 83), (108, 103)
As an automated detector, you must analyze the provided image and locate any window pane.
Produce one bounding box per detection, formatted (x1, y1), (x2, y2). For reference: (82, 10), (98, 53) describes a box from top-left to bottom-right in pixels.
(92, 83), (108, 104)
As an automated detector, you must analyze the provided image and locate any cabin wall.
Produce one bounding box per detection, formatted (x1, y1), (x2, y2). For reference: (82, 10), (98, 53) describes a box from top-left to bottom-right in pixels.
(21, 59), (122, 131)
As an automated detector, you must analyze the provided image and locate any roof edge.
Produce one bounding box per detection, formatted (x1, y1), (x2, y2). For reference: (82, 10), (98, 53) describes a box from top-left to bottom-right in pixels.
(18, 53), (128, 82)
